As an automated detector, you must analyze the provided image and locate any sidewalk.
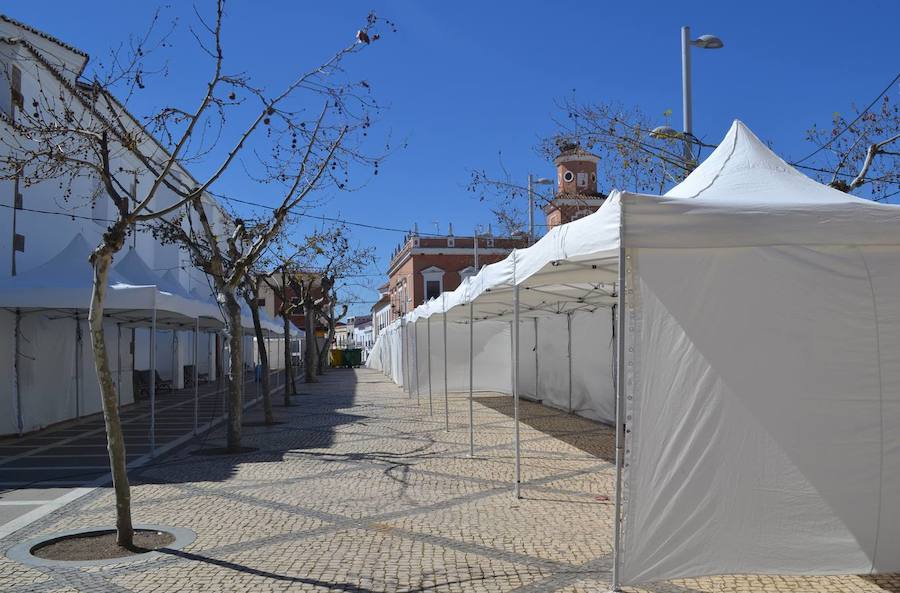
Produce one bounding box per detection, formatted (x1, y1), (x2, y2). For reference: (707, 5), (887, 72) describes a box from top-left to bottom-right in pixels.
(0, 368), (897, 593)
(0, 371), (285, 538)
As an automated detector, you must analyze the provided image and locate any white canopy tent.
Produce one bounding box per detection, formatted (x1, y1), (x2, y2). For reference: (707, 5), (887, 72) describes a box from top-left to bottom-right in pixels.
(369, 120), (900, 587)
(0, 234), (294, 442)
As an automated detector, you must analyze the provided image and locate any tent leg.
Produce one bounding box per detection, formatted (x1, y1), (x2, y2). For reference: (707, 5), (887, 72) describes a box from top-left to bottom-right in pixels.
(513, 285), (521, 499)
(468, 302), (474, 458)
(74, 311), (81, 419)
(149, 307), (157, 456)
(534, 317), (539, 401)
(442, 304), (449, 431)
(509, 321), (514, 396)
(14, 309), (23, 436)
(171, 330), (177, 390)
(407, 321), (414, 398)
(427, 316), (433, 415)
(413, 322), (420, 405)
(193, 320), (199, 435)
(567, 312), (573, 413)
(401, 320), (409, 396)
(609, 244), (628, 592)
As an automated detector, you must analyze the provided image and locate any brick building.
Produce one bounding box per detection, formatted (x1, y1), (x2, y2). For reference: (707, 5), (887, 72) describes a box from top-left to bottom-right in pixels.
(382, 141), (605, 322)
(543, 141), (606, 229)
(386, 231), (528, 319)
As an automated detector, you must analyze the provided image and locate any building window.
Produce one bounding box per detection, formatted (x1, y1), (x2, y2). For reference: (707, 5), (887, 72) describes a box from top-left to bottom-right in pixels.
(4, 64), (24, 120)
(577, 172), (588, 187)
(257, 298), (266, 307)
(426, 280), (441, 300)
(563, 170), (575, 183)
(421, 266), (444, 301)
(447, 237), (455, 247)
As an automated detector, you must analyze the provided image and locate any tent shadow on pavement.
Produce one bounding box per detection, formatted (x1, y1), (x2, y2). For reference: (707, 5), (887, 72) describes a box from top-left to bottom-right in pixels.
(128, 369), (366, 488)
(473, 395), (615, 463)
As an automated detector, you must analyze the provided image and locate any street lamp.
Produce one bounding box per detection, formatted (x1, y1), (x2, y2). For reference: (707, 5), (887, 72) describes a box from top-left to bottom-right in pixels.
(527, 175), (553, 245)
(680, 26), (724, 168)
(473, 224), (483, 271)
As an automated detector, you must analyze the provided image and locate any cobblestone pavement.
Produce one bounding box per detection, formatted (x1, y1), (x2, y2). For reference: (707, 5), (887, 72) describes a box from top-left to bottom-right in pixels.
(0, 372), (282, 535)
(1, 368), (897, 593)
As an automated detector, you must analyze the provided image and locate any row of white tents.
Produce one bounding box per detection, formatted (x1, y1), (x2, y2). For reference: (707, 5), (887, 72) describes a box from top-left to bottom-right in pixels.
(0, 233), (300, 438)
(367, 121), (900, 587)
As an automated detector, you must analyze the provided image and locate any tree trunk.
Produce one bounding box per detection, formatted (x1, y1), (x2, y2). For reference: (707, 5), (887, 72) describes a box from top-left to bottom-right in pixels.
(303, 299), (317, 383)
(245, 294), (273, 424)
(283, 312), (295, 400)
(317, 311), (334, 376)
(223, 290), (244, 452)
(88, 248), (134, 548)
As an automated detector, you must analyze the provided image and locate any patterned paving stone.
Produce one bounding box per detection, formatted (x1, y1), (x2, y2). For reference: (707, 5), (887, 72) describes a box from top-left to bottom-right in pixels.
(0, 369), (896, 593)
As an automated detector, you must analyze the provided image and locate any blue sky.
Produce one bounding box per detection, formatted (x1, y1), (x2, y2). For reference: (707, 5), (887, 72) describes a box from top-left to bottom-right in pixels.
(8, 1), (900, 313)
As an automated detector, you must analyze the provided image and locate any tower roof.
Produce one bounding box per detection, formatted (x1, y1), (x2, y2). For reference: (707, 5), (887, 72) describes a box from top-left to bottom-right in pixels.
(554, 144), (600, 166)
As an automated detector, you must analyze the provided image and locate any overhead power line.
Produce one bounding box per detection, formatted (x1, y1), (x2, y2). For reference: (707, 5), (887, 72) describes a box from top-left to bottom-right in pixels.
(793, 72), (900, 165)
(212, 192), (447, 237)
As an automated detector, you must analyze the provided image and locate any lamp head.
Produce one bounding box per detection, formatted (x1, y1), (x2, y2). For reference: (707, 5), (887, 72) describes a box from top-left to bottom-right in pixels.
(651, 125), (681, 140)
(693, 34), (724, 49)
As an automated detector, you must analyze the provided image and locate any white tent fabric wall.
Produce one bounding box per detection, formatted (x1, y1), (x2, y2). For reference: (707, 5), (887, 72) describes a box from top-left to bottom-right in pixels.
(620, 242), (900, 582)
(409, 318), (514, 396)
(617, 121), (900, 584)
(0, 313), (133, 435)
(534, 310), (615, 422)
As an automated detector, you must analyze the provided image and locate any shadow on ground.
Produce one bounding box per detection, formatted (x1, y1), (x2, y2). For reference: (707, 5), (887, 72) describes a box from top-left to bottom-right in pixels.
(474, 395), (615, 463)
(127, 368), (367, 486)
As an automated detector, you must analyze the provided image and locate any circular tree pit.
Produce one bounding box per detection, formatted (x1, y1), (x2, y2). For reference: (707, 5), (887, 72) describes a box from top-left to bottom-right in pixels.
(32, 528), (175, 561)
(8, 524), (196, 568)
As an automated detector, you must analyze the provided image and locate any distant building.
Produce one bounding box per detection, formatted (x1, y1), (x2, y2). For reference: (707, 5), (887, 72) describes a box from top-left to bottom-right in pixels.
(345, 315), (374, 359)
(373, 141), (605, 327)
(333, 322), (349, 348)
(371, 285), (391, 339)
(385, 227), (527, 322)
(543, 141), (606, 229)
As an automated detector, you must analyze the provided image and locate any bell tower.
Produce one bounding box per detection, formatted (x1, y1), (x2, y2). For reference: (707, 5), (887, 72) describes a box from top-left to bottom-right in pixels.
(544, 140), (605, 229)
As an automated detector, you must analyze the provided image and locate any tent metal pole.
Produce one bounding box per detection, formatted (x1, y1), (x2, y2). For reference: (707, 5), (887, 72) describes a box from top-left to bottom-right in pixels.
(610, 239), (628, 593)
(534, 317), (539, 401)
(149, 306), (157, 456)
(442, 305), (449, 431)
(513, 284), (521, 499)
(402, 319), (410, 396)
(171, 330), (177, 390)
(413, 321), (420, 405)
(74, 311), (81, 419)
(509, 321), (514, 399)
(193, 319), (199, 435)
(427, 315), (433, 415)
(567, 312), (573, 413)
(468, 302), (474, 458)
(406, 320), (413, 397)
(14, 309), (23, 436)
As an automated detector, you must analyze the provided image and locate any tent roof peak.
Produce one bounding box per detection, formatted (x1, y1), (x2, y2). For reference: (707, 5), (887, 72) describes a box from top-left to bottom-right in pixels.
(664, 119), (869, 205)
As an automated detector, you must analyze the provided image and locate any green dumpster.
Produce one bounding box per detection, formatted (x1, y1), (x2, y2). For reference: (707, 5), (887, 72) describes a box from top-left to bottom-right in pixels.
(343, 348), (362, 368)
(330, 349), (345, 368)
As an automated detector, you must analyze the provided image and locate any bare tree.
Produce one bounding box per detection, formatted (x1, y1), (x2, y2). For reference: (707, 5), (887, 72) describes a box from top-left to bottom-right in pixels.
(471, 92), (900, 232)
(0, 2), (388, 546)
(240, 271), (273, 424)
(802, 94), (900, 201)
(263, 225), (373, 380)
